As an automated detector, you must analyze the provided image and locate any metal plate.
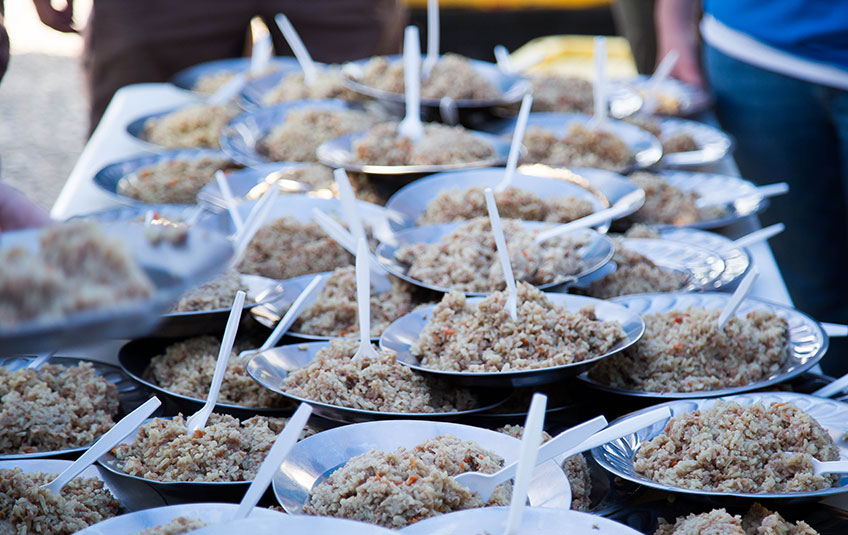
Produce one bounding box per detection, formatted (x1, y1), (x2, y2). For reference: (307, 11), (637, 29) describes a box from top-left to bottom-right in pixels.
(246, 341), (509, 423)
(593, 392), (848, 504)
(485, 112), (663, 173)
(376, 223), (615, 296)
(655, 116), (733, 168)
(622, 74), (712, 117)
(71, 203), (231, 235)
(0, 223), (233, 354)
(400, 506), (642, 535)
(577, 292), (828, 399)
(190, 515), (400, 535)
(316, 128), (512, 176)
(379, 293), (645, 388)
(657, 227), (751, 290)
(75, 503), (286, 534)
(92, 148), (240, 206)
(197, 162), (318, 210)
(239, 66), (347, 109)
(170, 57), (301, 92)
(272, 420), (570, 515)
(0, 356), (151, 460)
(612, 238), (727, 292)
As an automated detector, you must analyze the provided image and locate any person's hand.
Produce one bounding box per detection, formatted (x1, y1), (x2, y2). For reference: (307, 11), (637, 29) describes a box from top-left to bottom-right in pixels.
(32, 0), (77, 34)
(0, 184), (52, 232)
(655, 0), (704, 88)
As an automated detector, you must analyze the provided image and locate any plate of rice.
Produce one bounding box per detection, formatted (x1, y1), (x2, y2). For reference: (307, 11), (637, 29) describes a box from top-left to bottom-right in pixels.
(170, 57), (299, 94)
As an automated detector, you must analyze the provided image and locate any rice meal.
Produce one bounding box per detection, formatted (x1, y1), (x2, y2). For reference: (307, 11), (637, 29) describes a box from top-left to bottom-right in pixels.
(497, 425), (592, 511)
(529, 75), (594, 114)
(655, 503), (819, 535)
(582, 243), (688, 299)
(305, 434), (510, 528)
(417, 186), (595, 225)
(143, 104), (240, 149)
(0, 362), (119, 455)
(412, 282), (626, 372)
(589, 307), (790, 392)
(117, 156), (241, 204)
(247, 163), (383, 204)
(0, 468), (120, 535)
(170, 269), (245, 312)
(192, 71), (236, 94)
(238, 216), (352, 280)
(634, 401), (840, 492)
(0, 220), (154, 326)
(359, 53), (500, 101)
(261, 67), (357, 105)
(625, 116), (698, 155)
(112, 413), (312, 482)
(138, 517), (208, 535)
(259, 107), (377, 162)
(523, 123), (634, 171)
(395, 217), (587, 293)
(294, 267), (420, 337)
(281, 339), (476, 413)
(626, 172), (727, 226)
(352, 122), (495, 166)
(144, 335), (290, 408)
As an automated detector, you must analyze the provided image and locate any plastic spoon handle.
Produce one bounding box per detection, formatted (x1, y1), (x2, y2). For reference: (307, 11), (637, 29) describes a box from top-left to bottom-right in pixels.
(496, 94), (533, 192)
(717, 268), (758, 330)
(423, 0), (439, 77)
(589, 36), (607, 129)
(186, 291), (246, 433)
(822, 323), (848, 338)
(535, 201), (632, 244)
(813, 369), (848, 398)
(41, 397), (162, 494)
(812, 458), (848, 476)
(254, 274), (325, 354)
(250, 33), (274, 77)
(561, 407), (670, 458)
(643, 49), (679, 113)
(756, 182), (790, 198)
(398, 25), (424, 140)
(334, 168), (366, 246)
(494, 45), (513, 73)
(353, 238), (379, 359)
(484, 188), (517, 320)
(696, 182), (790, 209)
(505, 394), (547, 535)
(274, 14), (318, 86)
(208, 72), (248, 105)
(233, 403), (313, 519)
(216, 170), (244, 234)
(730, 223), (784, 251)
(231, 187), (279, 267)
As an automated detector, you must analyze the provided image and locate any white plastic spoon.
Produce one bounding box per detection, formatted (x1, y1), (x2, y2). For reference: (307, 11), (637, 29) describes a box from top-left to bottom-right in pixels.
(233, 403), (313, 519)
(237, 274), (325, 361)
(41, 396), (161, 494)
(495, 93), (533, 192)
(642, 49), (679, 114)
(505, 393), (547, 535)
(275, 13), (319, 86)
(728, 223), (784, 252)
(230, 186), (279, 267)
(823, 323), (848, 337)
(352, 238), (380, 359)
(249, 19), (274, 77)
(455, 414), (606, 502)
(216, 170), (245, 234)
(695, 182), (789, 209)
(716, 267), (758, 330)
(558, 406), (671, 460)
(423, 0), (440, 78)
(334, 168), (366, 247)
(494, 45), (513, 74)
(484, 188), (518, 320)
(588, 36), (607, 130)
(812, 458), (848, 476)
(398, 25), (425, 141)
(534, 194), (640, 244)
(207, 72), (249, 105)
(186, 290), (246, 433)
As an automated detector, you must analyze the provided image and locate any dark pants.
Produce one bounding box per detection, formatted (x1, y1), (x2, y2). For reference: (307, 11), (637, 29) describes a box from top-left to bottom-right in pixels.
(704, 44), (848, 374)
(83, 0), (407, 133)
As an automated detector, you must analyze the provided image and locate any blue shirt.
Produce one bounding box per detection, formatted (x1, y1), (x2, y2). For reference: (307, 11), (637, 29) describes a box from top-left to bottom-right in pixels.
(705, 0), (848, 71)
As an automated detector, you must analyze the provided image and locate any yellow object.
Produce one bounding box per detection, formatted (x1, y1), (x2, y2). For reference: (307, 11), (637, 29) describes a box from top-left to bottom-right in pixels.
(511, 35), (638, 79)
(404, 0), (612, 8)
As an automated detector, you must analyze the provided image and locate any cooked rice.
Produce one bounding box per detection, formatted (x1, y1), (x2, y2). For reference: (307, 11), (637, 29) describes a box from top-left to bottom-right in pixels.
(582, 242), (688, 299)
(117, 156), (241, 204)
(138, 517), (208, 535)
(113, 413), (312, 482)
(663, 132), (699, 154)
(352, 122), (495, 166)
(634, 401), (840, 492)
(305, 434), (509, 528)
(626, 172), (727, 226)
(294, 267), (420, 337)
(589, 307), (790, 392)
(412, 282), (626, 372)
(281, 339), (476, 413)
(261, 67), (357, 104)
(655, 503), (819, 535)
(170, 269), (245, 312)
(259, 107), (377, 162)
(395, 217), (586, 293)
(0, 362), (119, 454)
(143, 104), (240, 149)
(359, 53), (500, 100)
(246, 163), (383, 204)
(0, 468), (120, 535)
(417, 186), (595, 225)
(192, 71), (236, 94)
(523, 123), (634, 171)
(0, 221), (154, 326)
(144, 335), (290, 408)
(529, 75), (594, 113)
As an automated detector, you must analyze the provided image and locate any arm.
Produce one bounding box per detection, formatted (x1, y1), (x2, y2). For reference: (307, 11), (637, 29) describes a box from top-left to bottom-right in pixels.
(655, 0), (703, 87)
(32, 0), (76, 33)
(0, 183), (52, 232)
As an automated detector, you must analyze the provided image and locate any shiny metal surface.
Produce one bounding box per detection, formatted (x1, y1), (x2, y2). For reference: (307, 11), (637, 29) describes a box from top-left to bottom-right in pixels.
(190, 515), (400, 535)
(197, 162), (319, 210)
(655, 116), (733, 168)
(623, 74), (712, 117)
(657, 227), (751, 290)
(170, 57), (301, 92)
(75, 503), (286, 534)
(615, 238), (727, 292)
(73, 202), (231, 235)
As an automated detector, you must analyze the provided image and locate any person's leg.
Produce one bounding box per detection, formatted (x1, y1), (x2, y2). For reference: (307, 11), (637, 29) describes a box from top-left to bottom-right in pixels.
(611, 0), (657, 74)
(703, 44), (848, 326)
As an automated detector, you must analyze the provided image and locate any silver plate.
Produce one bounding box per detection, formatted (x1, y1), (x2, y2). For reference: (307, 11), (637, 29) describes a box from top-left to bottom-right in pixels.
(376, 223), (615, 296)
(125, 106), (214, 151)
(197, 162), (319, 210)
(485, 112), (663, 173)
(622, 75), (712, 117)
(316, 128), (512, 176)
(245, 341), (508, 423)
(75, 503), (286, 534)
(593, 392), (848, 503)
(190, 515), (400, 535)
(400, 506), (642, 535)
(170, 57), (301, 92)
(272, 420), (570, 515)
(379, 292), (645, 388)
(577, 292), (828, 399)
(0, 356), (149, 460)
(657, 227), (751, 289)
(72, 202), (231, 235)
(655, 117), (733, 168)
(0, 223), (233, 354)
(614, 238), (727, 292)
(92, 148), (240, 206)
